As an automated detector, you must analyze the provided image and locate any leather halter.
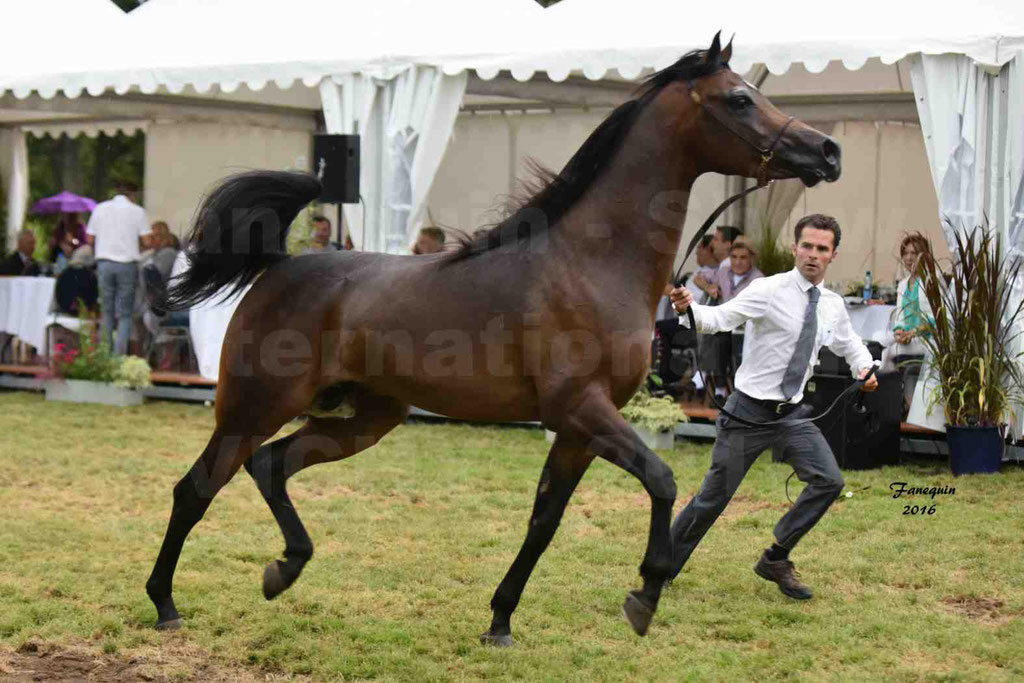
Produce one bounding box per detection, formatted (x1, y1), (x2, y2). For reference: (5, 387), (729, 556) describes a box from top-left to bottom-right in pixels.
(666, 81), (872, 429)
(686, 78), (795, 188)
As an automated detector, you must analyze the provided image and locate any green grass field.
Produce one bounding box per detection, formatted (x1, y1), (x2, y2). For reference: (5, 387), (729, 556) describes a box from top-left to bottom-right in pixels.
(1, 391), (1022, 681)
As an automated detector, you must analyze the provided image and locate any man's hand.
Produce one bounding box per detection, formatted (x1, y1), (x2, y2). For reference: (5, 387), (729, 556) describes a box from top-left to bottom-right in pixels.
(858, 366), (879, 392)
(670, 286), (694, 315)
(706, 284), (720, 300)
(895, 329), (916, 344)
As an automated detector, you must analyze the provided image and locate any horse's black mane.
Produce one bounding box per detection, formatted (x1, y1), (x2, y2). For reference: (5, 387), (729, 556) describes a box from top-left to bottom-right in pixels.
(445, 49), (729, 262)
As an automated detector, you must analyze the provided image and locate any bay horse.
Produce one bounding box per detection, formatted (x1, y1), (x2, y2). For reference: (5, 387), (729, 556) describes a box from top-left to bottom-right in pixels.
(146, 33), (841, 644)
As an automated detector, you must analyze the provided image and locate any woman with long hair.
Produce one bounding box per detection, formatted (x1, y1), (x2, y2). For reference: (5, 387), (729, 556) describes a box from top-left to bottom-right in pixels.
(888, 232), (935, 412)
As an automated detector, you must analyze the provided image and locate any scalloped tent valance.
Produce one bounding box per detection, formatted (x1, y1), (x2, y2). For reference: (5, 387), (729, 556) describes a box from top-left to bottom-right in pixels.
(23, 120), (147, 139)
(2, 0), (1023, 99)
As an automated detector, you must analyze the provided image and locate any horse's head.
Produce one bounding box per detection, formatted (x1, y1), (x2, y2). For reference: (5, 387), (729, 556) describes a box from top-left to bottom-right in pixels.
(651, 33), (841, 187)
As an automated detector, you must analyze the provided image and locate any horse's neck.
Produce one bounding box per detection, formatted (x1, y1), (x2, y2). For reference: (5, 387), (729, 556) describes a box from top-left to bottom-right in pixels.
(559, 159), (697, 307)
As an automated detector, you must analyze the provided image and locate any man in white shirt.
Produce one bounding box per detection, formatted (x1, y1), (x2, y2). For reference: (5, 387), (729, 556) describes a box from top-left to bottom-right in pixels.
(87, 181), (152, 355)
(669, 214), (878, 600)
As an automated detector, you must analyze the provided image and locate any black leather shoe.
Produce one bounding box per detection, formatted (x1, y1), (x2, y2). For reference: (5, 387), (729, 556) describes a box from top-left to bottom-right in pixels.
(754, 551), (812, 600)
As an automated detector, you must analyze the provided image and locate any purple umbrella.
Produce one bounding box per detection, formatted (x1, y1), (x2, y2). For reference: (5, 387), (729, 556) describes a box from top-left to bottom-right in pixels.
(30, 191), (97, 215)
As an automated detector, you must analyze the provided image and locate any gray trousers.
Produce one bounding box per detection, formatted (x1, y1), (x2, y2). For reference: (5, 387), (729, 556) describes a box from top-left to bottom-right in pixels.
(670, 392), (845, 577)
(98, 259), (138, 356)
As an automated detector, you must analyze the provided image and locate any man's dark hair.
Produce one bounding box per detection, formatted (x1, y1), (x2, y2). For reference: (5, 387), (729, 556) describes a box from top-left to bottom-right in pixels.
(311, 215), (331, 228)
(716, 225), (742, 243)
(794, 214), (841, 250)
(420, 226), (446, 244)
(115, 179), (139, 194)
(699, 234), (714, 248)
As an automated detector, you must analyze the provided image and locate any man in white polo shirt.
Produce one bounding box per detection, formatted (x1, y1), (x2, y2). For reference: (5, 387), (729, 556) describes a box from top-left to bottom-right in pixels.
(87, 181), (152, 355)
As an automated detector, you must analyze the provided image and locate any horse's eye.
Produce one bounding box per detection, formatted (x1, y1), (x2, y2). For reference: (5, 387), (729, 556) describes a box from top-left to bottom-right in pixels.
(728, 94), (754, 111)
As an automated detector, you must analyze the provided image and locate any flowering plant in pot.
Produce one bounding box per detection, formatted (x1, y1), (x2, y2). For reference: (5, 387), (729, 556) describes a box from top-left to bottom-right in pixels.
(917, 225), (1024, 475)
(47, 323), (152, 406)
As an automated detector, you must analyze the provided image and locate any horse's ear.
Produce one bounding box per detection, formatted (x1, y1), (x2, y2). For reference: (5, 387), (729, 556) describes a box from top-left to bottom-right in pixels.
(720, 34), (734, 65)
(706, 31), (722, 64)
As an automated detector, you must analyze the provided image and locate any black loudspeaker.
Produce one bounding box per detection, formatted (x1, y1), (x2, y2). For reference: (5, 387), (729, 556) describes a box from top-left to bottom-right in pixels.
(815, 342), (884, 376)
(653, 319), (697, 384)
(312, 134), (360, 204)
(803, 372), (903, 470)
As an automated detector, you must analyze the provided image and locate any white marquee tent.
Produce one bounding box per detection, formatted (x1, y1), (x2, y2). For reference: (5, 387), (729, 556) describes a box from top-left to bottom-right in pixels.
(2, 0), (1024, 261)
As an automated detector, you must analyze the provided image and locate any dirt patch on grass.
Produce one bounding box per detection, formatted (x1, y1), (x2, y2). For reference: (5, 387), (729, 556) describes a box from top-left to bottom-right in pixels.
(0, 640), (297, 682)
(941, 596), (1019, 624)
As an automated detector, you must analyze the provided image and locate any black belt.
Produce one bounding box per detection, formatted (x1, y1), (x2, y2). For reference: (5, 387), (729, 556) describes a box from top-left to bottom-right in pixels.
(736, 392), (801, 415)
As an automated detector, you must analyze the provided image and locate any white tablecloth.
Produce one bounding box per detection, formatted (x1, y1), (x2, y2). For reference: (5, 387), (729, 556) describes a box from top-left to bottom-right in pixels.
(847, 304), (896, 344)
(169, 251), (249, 381)
(189, 288), (248, 381)
(0, 277), (57, 351)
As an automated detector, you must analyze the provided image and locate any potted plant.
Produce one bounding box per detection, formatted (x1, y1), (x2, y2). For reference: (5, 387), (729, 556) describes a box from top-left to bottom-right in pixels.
(754, 214), (795, 277)
(917, 225), (1024, 475)
(45, 323), (152, 407)
(619, 376), (687, 450)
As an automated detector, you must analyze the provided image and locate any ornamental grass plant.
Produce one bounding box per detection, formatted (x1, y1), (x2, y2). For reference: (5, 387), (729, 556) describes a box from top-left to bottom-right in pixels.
(917, 224), (1024, 427)
(754, 213), (795, 277)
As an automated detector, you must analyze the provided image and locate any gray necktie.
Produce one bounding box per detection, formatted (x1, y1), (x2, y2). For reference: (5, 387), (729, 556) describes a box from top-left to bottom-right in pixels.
(781, 286), (820, 400)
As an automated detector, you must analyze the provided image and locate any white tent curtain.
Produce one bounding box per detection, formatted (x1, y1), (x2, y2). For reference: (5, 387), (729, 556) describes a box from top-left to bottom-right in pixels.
(909, 51), (1024, 250)
(908, 50), (1024, 435)
(319, 66), (467, 253)
(1, 128), (29, 253)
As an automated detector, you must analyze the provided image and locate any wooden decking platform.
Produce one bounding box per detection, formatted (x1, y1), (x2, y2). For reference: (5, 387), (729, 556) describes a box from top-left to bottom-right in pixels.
(150, 371), (216, 387)
(0, 364), (49, 377)
(0, 364), (217, 386)
(678, 402), (945, 437)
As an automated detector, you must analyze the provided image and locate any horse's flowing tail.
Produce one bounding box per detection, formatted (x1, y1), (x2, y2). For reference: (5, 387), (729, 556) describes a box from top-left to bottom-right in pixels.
(164, 170), (322, 310)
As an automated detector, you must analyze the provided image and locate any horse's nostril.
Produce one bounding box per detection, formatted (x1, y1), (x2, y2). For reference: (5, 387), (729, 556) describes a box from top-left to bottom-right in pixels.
(822, 138), (841, 165)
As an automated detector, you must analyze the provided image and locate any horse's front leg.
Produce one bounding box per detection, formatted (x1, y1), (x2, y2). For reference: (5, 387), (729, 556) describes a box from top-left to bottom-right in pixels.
(571, 391), (678, 636)
(482, 436), (594, 647)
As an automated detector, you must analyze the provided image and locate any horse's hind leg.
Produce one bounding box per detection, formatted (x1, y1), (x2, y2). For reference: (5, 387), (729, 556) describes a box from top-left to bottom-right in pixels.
(145, 428), (261, 630)
(245, 392), (409, 600)
(482, 434), (594, 647)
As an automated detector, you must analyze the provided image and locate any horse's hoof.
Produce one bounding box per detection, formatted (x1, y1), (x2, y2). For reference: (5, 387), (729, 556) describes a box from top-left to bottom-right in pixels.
(262, 560), (289, 600)
(622, 591), (654, 636)
(479, 632), (515, 647)
(155, 618), (182, 632)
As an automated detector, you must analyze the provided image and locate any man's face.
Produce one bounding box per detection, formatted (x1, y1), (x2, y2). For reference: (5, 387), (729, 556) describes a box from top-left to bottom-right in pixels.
(730, 247), (752, 275)
(312, 220), (331, 243)
(696, 242), (715, 267)
(711, 230), (731, 261)
(18, 232), (35, 257)
(791, 226), (837, 284)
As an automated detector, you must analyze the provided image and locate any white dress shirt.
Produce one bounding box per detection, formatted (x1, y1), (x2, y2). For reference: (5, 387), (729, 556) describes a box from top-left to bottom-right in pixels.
(86, 195), (151, 263)
(683, 268), (875, 403)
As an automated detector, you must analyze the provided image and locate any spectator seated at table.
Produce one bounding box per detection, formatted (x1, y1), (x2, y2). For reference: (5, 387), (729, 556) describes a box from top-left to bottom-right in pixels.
(134, 225), (181, 347)
(683, 235), (719, 306)
(881, 232), (935, 413)
(49, 212), (87, 263)
(0, 229), (42, 276)
(694, 237), (764, 401)
(412, 226), (446, 254)
(140, 247), (195, 372)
